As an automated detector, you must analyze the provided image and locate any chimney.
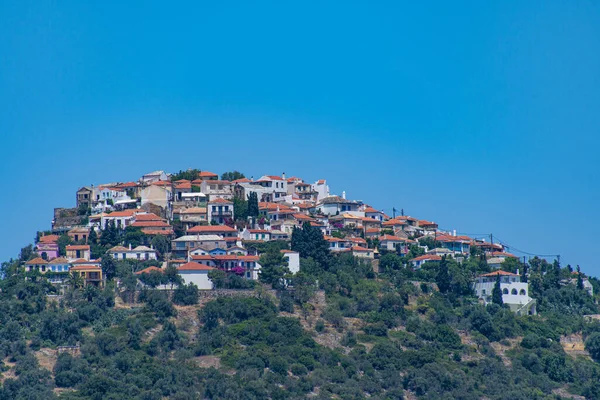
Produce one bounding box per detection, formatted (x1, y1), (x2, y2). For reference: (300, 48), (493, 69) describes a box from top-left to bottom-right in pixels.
(128, 243), (132, 250)
(453, 229), (456, 237)
(342, 191), (346, 200)
(282, 172), (286, 180)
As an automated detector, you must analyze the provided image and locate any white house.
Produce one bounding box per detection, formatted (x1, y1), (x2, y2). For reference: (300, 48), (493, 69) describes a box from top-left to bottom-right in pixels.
(410, 254), (442, 269)
(474, 270), (536, 315)
(177, 262), (215, 290)
(109, 244), (158, 261)
(140, 170), (168, 184)
(379, 235), (414, 254)
(311, 179), (330, 202)
(364, 206), (386, 222)
(201, 180), (234, 200)
(281, 250), (300, 274)
(101, 209), (144, 230)
(240, 228), (271, 241)
(318, 195), (363, 216)
(207, 197), (234, 224)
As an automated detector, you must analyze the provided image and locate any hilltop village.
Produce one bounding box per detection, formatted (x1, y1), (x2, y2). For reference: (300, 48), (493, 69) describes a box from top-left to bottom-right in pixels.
(27, 169), (591, 315)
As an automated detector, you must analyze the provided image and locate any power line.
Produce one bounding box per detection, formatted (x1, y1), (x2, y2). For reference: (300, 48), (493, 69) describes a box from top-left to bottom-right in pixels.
(493, 235), (559, 258)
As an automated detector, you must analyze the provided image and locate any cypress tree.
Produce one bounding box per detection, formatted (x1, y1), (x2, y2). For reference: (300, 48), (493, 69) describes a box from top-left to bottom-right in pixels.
(492, 274), (504, 305)
(436, 256), (451, 294)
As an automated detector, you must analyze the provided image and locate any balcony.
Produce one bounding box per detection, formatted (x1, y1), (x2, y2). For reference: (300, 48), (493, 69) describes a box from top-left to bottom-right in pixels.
(211, 211), (233, 218)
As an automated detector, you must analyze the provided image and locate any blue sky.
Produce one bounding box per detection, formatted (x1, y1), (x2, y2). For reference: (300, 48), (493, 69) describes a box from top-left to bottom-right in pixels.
(1, 2), (599, 272)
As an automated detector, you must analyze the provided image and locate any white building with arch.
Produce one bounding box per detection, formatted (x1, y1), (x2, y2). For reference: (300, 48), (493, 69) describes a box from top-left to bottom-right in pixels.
(474, 270), (536, 315)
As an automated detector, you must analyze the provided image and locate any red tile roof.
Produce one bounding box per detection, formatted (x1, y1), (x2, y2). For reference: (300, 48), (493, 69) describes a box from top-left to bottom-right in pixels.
(411, 255), (442, 262)
(199, 171), (218, 178)
(249, 229), (270, 234)
(66, 245), (90, 251)
(208, 197), (233, 204)
(178, 262), (215, 271)
(352, 246), (371, 252)
(131, 220), (171, 228)
(107, 210), (140, 218)
(479, 270), (519, 277)
(38, 234), (60, 244)
(134, 213), (163, 222)
(152, 180), (172, 187)
(188, 225), (237, 233)
(232, 178), (251, 183)
(175, 182), (192, 190)
(135, 266), (163, 275)
(141, 229), (174, 236)
(25, 257), (47, 265)
(380, 235), (412, 242)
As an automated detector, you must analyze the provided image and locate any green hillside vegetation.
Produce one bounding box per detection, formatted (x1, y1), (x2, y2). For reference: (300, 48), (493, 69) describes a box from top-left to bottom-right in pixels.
(2, 223), (600, 399)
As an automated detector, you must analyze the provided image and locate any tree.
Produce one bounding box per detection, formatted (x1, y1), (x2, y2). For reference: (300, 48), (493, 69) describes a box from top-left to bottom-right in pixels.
(207, 269), (226, 289)
(259, 249), (290, 289)
(88, 228), (98, 245)
(170, 169), (200, 182)
(164, 265), (183, 289)
(101, 254), (117, 281)
(66, 272), (84, 289)
(435, 256), (451, 294)
(233, 197), (248, 221)
(19, 244), (36, 262)
(173, 283), (199, 305)
(57, 234), (72, 257)
(247, 192), (259, 218)
(577, 265), (584, 290)
(585, 332), (600, 361)
(291, 222), (331, 270)
(151, 235), (169, 256)
(221, 171), (245, 181)
(492, 274), (504, 306)
(123, 226), (144, 248)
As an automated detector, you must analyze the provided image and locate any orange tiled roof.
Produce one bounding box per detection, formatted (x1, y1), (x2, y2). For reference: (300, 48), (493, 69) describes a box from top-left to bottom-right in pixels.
(107, 209), (140, 218)
(66, 245), (90, 251)
(199, 171), (218, 178)
(232, 178), (251, 183)
(178, 262), (215, 271)
(208, 197), (233, 204)
(152, 180), (172, 187)
(135, 266), (163, 275)
(26, 257), (47, 265)
(380, 234), (413, 242)
(352, 246), (371, 252)
(411, 254), (442, 262)
(479, 270), (518, 277)
(134, 213), (163, 222)
(175, 182), (192, 190)
(131, 220), (171, 228)
(38, 234), (60, 244)
(141, 229), (174, 236)
(188, 225), (237, 233)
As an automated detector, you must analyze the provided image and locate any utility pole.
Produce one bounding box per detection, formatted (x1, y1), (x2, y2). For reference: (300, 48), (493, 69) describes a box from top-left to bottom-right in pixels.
(401, 208), (404, 217)
(393, 207), (397, 219)
(557, 254), (561, 267)
(490, 233), (493, 246)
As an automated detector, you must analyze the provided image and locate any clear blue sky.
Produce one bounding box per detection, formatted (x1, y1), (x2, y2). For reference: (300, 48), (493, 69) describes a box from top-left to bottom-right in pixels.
(1, 2), (599, 272)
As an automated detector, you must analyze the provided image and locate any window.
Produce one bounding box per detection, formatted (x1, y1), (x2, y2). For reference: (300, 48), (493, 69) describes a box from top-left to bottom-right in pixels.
(502, 288), (509, 295)
(511, 288), (517, 295)
(122, 253), (126, 259)
(481, 289), (486, 295)
(520, 289), (526, 296)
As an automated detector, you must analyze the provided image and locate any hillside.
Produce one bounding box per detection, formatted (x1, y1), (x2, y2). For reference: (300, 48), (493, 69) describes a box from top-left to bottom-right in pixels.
(3, 239), (600, 399)
(3, 170), (600, 399)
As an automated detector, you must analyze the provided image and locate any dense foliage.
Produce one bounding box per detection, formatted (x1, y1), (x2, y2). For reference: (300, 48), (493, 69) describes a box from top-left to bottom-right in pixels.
(2, 227), (600, 399)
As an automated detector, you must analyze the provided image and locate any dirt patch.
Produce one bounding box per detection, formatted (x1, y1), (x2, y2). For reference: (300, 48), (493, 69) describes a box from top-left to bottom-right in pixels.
(490, 337), (521, 367)
(35, 348), (57, 373)
(561, 333), (590, 359)
(0, 358), (16, 384)
(195, 355), (221, 369)
(553, 386), (586, 399)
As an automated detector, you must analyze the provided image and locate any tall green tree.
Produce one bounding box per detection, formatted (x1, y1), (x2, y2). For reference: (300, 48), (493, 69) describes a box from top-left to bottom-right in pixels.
(233, 197), (248, 221)
(291, 222), (331, 270)
(492, 274), (504, 305)
(151, 235), (169, 256)
(247, 192), (259, 218)
(221, 171), (245, 181)
(164, 265), (183, 290)
(101, 253), (117, 281)
(576, 265), (584, 290)
(435, 256), (451, 294)
(259, 249), (290, 289)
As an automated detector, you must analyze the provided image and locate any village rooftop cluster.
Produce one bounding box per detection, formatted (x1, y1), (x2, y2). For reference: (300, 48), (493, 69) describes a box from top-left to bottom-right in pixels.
(24, 169), (593, 314)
